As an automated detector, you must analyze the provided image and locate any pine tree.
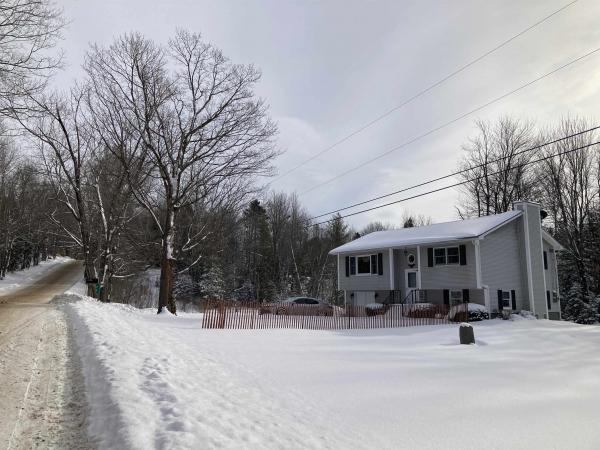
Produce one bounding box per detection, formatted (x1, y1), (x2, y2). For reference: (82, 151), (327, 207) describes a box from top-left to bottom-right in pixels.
(562, 282), (598, 324)
(241, 200), (275, 301)
(199, 265), (226, 300)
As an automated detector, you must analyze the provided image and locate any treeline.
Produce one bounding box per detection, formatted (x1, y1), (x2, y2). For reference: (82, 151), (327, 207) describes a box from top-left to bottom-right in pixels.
(0, 0), (409, 312)
(458, 117), (600, 323)
(0, 139), (61, 277)
(2, 1), (598, 323)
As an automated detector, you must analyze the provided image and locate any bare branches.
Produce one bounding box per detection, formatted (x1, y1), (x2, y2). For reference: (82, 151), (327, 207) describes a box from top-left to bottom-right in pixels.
(457, 117), (538, 217)
(84, 30), (277, 313)
(0, 0), (64, 105)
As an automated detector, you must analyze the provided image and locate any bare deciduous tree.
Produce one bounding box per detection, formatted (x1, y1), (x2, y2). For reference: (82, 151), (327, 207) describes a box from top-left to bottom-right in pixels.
(536, 117), (599, 292)
(85, 31), (277, 313)
(457, 117), (538, 218)
(10, 88), (98, 296)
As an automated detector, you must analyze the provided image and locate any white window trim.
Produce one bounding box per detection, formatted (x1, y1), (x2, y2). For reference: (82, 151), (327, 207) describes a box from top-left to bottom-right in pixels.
(353, 254), (377, 276)
(433, 246), (460, 266)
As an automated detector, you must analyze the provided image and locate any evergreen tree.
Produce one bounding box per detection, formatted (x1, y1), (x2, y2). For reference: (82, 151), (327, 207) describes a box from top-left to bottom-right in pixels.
(241, 200), (275, 301)
(199, 265), (226, 300)
(403, 217), (415, 228)
(323, 214), (350, 304)
(562, 282), (598, 324)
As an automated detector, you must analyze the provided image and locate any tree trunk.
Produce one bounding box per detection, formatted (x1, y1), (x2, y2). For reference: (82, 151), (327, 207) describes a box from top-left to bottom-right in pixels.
(82, 232), (97, 298)
(158, 208), (176, 314)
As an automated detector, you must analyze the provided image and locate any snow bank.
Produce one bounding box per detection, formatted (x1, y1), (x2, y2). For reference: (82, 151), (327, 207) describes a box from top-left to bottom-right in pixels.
(65, 296), (600, 449)
(0, 256), (72, 295)
(64, 296), (373, 450)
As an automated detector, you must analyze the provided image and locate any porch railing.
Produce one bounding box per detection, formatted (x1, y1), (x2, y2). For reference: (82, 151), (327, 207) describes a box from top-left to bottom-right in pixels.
(383, 289), (427, 304)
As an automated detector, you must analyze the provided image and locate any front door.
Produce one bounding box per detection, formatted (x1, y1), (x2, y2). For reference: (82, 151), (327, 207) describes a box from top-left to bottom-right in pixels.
(404, 269), (419, 303)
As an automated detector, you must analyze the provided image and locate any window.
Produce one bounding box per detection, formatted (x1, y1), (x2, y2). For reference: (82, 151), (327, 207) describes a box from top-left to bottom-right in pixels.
(434, 247), (460, 266)
(543, 251), (548, 270)
(546, 291), (551, 310)
(450, 290), (463, 302)
(370, 255), (378, 274)
(294, 298), (318, 305)
(434, 248), (446, 265)
(357, 256), (371, 274)
(447, 247), (460, 265)
(502, 290), (511, 309)
(349, 254), (382, 276)
(407, 272), (417, 288)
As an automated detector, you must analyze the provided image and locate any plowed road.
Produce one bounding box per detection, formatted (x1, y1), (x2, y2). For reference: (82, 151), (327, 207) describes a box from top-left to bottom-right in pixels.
(0, 260), (92, 449)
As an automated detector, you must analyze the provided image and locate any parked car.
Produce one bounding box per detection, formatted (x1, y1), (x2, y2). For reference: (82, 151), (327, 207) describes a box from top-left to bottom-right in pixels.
(259, 297), (338, 316)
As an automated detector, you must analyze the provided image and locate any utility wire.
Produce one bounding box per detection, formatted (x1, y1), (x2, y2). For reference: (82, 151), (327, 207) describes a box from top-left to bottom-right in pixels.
(310, 140), (600, 227)
(299, 45), (600, 196)
(309, 125), (600, 220)
(267, 0), (578, 187)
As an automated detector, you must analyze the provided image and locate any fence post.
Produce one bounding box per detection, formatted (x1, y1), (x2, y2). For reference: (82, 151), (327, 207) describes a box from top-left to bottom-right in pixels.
(217, 301), (225, 329)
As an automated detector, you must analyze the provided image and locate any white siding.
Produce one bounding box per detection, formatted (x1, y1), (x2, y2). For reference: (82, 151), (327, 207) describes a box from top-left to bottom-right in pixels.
(337, 251), (391, 292)
(419, 241), (477, 289)
(480, 217), (529, 312)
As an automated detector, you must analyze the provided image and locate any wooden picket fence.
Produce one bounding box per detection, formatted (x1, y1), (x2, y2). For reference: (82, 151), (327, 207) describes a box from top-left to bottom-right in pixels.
(202, 300), (469, 330)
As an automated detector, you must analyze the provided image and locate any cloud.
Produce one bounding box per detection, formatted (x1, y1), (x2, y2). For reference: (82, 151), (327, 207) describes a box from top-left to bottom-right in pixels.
(53, 0), (600, 230)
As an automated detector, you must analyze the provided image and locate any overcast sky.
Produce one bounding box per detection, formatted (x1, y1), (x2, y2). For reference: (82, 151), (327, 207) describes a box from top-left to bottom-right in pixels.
(55, 0), (600, 229)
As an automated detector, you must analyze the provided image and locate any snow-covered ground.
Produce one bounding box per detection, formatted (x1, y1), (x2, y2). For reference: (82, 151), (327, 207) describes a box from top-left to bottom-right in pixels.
(64, 296), (600, 449)
(0, 256), (72, 295)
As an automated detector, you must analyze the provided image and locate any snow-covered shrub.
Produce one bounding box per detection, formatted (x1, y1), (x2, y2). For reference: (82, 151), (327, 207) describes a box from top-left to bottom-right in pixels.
(510, 310), (536, 321)
(562, 282), (599, 324)
(448, 303), (488, 322)
(365, 302), (387, 316)
(467, 304), (489, 322)
(404, 303), (438, 319)
(174, 273), (201, 300)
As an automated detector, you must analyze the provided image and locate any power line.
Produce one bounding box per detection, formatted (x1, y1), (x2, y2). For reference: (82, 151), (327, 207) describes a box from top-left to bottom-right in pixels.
(309, 125), (600, 220)
(310, 140), (600, 227)
(266, 0), (578, 187)
(299, 45), (600, 196)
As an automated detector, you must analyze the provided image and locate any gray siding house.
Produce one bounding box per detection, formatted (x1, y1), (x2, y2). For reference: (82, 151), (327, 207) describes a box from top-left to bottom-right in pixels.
(329, 201), (563, 319)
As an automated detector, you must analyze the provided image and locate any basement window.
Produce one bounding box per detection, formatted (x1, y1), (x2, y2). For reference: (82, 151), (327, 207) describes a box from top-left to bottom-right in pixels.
(449, 290), (463, 302)
(501, 290), (511, 309)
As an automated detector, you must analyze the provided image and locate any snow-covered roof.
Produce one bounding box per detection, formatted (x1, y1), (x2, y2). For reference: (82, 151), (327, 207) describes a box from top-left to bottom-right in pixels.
(329, 210), (523, 254)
